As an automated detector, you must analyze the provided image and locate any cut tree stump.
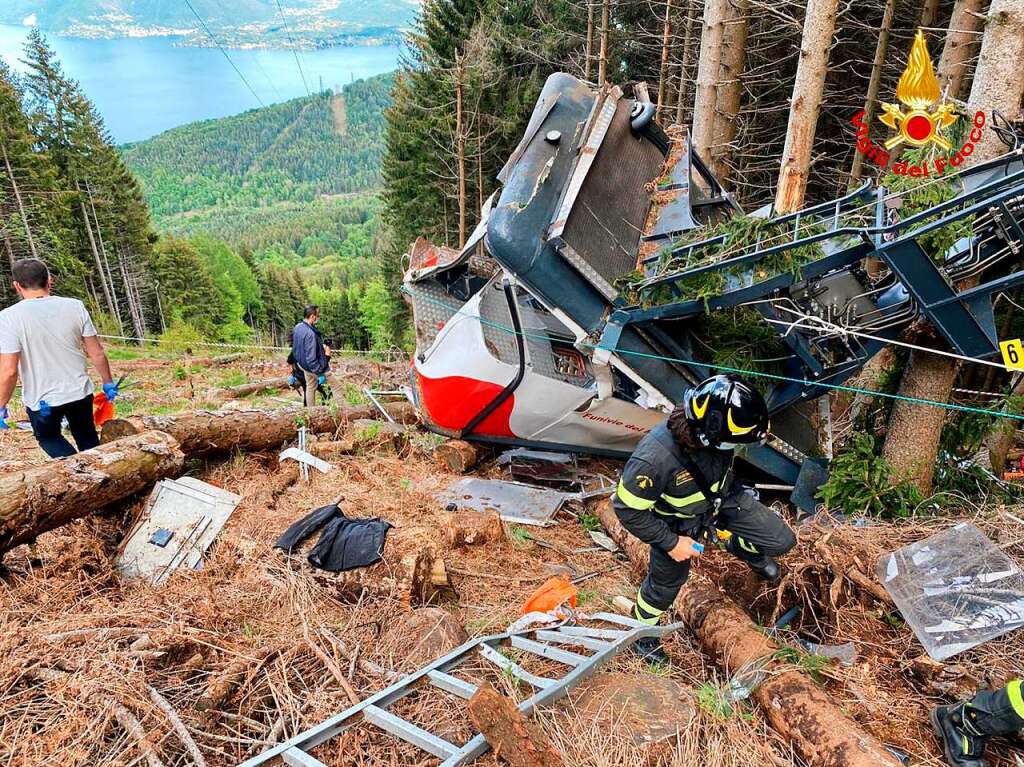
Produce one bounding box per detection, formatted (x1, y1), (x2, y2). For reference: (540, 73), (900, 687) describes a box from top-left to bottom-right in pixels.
(0, 431), (185, 556)
(435, 439), (481, 473)
(595, 500), (902, 767)
(443, 508), (502, 547)
(467, 681), (563, 767)
(100, 404), (392, 456)
(309, 524), (452, 608)
(204, 376), (291, 404)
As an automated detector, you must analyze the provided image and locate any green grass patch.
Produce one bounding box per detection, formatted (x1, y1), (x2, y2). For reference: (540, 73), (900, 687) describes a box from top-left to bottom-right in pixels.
(106, 347), (141, 361)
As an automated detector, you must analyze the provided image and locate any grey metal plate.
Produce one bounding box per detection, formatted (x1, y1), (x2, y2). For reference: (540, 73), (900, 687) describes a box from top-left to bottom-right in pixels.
(437, 477), (568, 527)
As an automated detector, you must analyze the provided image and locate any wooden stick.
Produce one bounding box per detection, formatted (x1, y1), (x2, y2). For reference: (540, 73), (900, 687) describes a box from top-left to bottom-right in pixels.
(147, 685), (208, 767)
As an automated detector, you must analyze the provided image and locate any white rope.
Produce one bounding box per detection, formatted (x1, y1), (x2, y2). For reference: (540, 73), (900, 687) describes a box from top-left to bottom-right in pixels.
(98, 334), (397, 359)
(761, 306), (1010, 371)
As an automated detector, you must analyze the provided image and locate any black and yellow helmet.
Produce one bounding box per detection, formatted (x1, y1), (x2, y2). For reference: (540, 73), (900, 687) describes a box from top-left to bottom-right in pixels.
(682, 375), (769, 449)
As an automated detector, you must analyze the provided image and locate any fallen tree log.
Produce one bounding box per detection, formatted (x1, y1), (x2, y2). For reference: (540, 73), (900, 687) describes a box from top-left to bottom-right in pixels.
(0, 431), (184, 556)
(595, 500), (901, 767)
(468, 682), (563, 767)
(100, 403), (409, 455)
(204, 376), (291, 404)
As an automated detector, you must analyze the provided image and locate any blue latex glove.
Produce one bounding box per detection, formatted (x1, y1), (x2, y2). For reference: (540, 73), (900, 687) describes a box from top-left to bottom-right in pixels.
(0, 406), (9, 429)
(38, 400), (51, 418)
(317, 374), (327, 385)
(287, 375), (298, 386)
(103, 382), (119, 402)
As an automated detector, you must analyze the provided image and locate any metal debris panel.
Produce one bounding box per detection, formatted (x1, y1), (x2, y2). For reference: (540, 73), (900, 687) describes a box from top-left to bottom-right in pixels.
(877, 522), (1024, 660)
(116, 477), (241, 585)
(437, 477), (568, 526)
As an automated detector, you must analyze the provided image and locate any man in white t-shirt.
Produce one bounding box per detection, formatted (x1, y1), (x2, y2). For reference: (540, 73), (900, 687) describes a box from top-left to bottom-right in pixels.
(0, 258), (118, 458)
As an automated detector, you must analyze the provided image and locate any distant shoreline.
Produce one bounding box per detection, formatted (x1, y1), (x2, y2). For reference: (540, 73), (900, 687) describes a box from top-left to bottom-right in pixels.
(1, 22), (408, 52)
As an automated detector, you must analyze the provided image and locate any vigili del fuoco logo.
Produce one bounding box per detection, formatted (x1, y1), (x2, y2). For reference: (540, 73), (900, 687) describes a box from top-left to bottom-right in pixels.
(852, 29), (986, 176)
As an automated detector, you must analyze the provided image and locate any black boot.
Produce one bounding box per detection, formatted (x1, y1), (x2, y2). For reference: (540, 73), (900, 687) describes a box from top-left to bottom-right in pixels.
(931, 704), (990, 767)
(629, 635), (668, 664)
(726, 535), (781, 582)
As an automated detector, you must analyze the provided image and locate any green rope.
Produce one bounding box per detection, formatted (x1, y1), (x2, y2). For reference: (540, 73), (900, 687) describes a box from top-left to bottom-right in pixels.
(403, 285), (1024, 422)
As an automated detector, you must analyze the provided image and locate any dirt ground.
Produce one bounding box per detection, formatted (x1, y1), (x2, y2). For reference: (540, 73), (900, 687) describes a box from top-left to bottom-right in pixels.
(1, 347), (1023, 767)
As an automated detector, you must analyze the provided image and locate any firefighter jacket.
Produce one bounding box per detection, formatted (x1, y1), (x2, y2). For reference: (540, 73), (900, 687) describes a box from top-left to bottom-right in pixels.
(613, 421), (734, 553)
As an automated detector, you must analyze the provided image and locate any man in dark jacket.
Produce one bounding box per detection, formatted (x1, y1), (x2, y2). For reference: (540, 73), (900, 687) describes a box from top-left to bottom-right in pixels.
(613, 374), (797, 661)
(291, 305), (329, 408)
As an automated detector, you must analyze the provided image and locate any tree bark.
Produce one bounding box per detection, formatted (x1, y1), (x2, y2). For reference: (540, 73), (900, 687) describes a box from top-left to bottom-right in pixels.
(674, 0), (697, 126)
(656, 0), (674, 121)
(455, 54), (467, 249)
(966, 0), (1024, 162)
(594, 501), (902, 767)
(79, 190), (118, 325)
(937, 0), (985, 100)
(1, 141), (38, 260)
(584, 0), (595, 81)
(691, 0), (728, 163)
(882, 349), (958, 493)
(773, 0), (839, 214)
(849, 0), (895, 184)
(712, 0), (749, 183)
(0, 431), (184, 556)
(886, 0), (1024, 492)
(919, 0), (941, 29)
(598, 0), (610, 87)
(467, 682), (563, 767)
(100, 404), (383, 456)
(435, 439), (481, 473)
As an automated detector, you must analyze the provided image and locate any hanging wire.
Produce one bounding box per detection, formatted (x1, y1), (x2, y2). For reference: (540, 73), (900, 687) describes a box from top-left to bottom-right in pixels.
(274, 0), (311, 96)
(182, 0), (266, 107)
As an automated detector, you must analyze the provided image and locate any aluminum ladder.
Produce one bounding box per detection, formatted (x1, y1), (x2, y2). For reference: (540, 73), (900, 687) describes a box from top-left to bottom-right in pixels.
(239, 613), (682, 767)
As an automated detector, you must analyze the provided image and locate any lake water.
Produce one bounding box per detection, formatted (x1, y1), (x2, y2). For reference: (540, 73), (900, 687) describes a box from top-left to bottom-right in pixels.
(0, 24), (401, 144)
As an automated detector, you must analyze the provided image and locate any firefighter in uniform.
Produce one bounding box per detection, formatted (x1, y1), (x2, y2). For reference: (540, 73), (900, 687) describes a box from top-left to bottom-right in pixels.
(932, 680), (1024, 767)
(613, 374), (797, 661)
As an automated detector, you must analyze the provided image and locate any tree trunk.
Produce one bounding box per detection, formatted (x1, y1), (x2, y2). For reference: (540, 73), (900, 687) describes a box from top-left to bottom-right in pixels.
(87, 180), (123, 328)
(204, 376), (292, 404)
(598, 0), (610, 87)
(0, 431), (184, 556)
(691, 0), (728, 163)
(79, 191), (118, 325)
(656, 0), (674, 121)
(882, 349), (958, 493)
(435, 439), (481, 473)
(712, 0), (749, 183)
(584, 1), (595, 81)
(919, 0), (941, 28)
(674, 0), (697, 126)
(773, 0), (839, 214)
(849, 0), (895, 184)
(468, 682), (563, 767)
(966, 0), (1024, 162)
(594, 501), (903, 767)
(100, 404), (385, 456)
(937, 0), (985, 100)
(1, 141), (38, 260)
(455, 54), (467, 249)
(886, 0), (1024, 492)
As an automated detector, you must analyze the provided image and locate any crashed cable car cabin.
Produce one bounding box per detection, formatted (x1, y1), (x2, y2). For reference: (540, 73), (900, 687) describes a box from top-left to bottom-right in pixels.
(403, 72), (1024, 500)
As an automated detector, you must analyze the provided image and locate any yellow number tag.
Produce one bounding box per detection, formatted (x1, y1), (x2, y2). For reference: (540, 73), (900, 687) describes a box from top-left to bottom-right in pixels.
(1001, 338), (1024, 371)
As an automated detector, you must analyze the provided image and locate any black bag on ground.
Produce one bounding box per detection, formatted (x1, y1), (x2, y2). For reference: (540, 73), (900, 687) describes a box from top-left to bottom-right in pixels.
(274, 503), (392, 572)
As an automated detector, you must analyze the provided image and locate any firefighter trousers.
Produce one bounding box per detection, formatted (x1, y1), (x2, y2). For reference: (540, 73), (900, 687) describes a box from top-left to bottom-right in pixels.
(634, 492), (796, 624)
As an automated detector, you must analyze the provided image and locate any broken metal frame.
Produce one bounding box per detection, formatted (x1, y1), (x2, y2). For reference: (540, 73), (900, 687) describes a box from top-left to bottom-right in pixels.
(239, 614), (682, 767)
